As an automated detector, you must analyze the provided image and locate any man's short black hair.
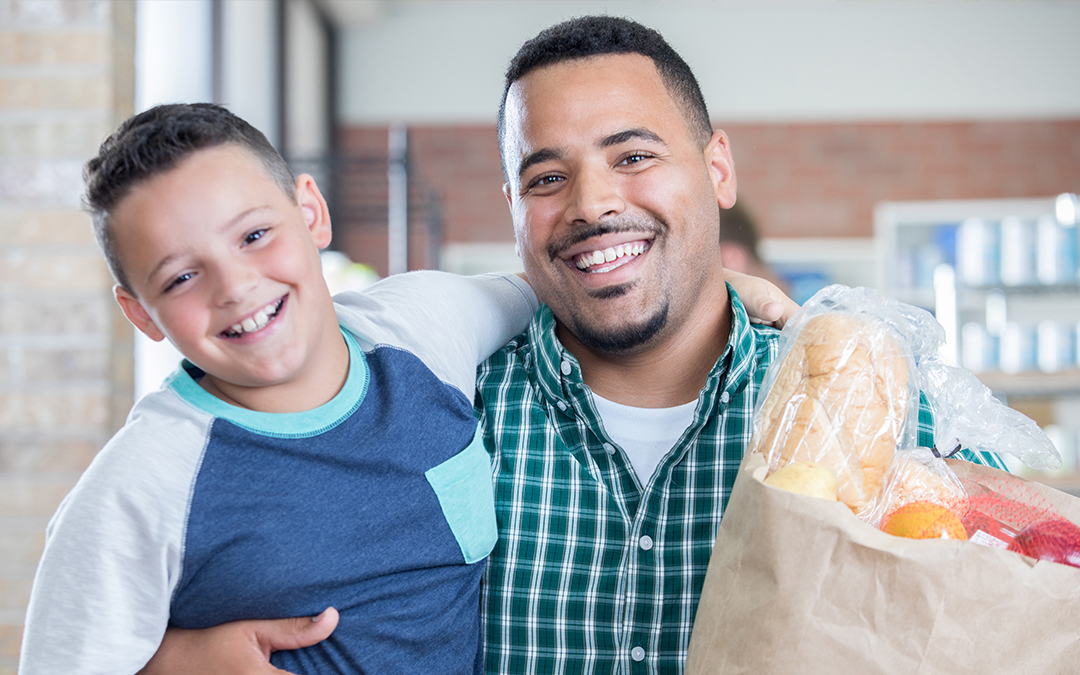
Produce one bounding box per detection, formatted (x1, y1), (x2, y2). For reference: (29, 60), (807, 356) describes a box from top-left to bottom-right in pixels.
(497, 15), (714, 180)
(84, 103), (294, 294)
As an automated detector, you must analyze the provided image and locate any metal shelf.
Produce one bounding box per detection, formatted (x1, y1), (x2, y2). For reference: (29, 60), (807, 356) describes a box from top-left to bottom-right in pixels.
(976, 370), (1080, 398)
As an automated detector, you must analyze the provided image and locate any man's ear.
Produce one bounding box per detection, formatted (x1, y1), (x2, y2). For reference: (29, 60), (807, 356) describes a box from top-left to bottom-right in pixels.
(705, 129), (737, 209)
(114, 286), (166, 342)
(295, 174), (332, 249)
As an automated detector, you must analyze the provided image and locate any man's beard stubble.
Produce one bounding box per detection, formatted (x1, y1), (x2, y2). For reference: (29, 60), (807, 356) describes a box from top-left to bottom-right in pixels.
(566, 299), (669, 354)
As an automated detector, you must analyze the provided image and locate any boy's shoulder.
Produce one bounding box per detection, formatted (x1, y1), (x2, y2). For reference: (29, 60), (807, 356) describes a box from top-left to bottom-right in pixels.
(46, 384), (211, 545)
(72, 386), (212, 504)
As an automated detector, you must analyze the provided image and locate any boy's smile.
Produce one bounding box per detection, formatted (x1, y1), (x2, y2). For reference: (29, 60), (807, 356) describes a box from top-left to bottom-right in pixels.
(111, 144), (347, 413)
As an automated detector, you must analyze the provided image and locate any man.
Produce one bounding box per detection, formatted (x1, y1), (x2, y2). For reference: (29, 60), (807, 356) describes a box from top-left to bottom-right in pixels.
(476, 16), (778, 673)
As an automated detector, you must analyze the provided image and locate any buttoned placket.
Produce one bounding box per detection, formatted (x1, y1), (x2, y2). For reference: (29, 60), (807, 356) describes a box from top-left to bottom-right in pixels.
(550, 348), (736, 674)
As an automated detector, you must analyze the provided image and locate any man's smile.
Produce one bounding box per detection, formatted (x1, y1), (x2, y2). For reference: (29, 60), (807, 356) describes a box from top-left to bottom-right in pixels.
(572, 239), (651, 273)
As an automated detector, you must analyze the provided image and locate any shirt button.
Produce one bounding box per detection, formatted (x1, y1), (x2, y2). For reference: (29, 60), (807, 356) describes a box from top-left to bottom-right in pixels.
(631, 646), (646, 662)
(557, 401), (567, 411)
(720, 391), (730, 404)
(639, 535), (654, 551)
(561, 360), (572, 375)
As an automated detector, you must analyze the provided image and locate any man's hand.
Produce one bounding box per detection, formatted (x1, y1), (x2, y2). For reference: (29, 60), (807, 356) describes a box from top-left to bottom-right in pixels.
(138, 608), (339, 675)
(725, 269), (799, 328)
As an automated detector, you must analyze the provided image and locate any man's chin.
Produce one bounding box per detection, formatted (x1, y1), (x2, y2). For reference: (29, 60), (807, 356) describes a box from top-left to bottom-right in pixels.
(565, 305), (669, 355)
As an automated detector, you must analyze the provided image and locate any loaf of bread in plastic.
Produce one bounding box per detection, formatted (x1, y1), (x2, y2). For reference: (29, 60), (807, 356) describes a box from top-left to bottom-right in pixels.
(752, 312), (911, 516)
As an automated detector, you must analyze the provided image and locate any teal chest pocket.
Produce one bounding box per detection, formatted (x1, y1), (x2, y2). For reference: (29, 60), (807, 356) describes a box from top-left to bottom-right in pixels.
(424, 429), (497, 564)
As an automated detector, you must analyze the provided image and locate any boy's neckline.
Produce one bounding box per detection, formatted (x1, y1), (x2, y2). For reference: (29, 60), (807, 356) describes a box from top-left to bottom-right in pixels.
(166, 327), (368, 438)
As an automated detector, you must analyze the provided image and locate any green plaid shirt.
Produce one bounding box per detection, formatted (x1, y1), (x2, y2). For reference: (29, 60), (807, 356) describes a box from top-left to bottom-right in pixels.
(475, 290), (1005, 675)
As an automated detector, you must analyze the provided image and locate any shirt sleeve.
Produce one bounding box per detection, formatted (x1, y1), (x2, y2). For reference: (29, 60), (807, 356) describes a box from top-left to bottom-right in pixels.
(334, 271), (539, 398)
(19, 393), (207, 675)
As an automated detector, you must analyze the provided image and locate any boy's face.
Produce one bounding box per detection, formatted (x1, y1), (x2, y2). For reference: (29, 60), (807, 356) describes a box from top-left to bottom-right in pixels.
(111, 144), (338, 401)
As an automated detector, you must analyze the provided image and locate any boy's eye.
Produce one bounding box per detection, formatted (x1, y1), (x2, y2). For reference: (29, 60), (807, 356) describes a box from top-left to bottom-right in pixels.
(165, 272), (193, 292)
(244, 228), (268, 245)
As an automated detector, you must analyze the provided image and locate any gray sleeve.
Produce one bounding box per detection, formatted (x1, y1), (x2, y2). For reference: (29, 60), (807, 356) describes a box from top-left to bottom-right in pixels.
(18, 392), (210, 675)
(334, 271), (538, 398)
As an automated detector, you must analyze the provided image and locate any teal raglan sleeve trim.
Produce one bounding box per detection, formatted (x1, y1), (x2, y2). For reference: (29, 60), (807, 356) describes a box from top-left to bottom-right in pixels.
(424, 428), (498, 565)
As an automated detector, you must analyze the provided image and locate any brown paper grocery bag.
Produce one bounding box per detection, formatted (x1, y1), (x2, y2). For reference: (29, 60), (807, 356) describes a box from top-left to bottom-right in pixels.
(685, 453), (1080, 675)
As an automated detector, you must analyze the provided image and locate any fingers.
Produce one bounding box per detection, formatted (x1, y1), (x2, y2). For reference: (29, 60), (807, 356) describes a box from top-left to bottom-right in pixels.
(137, 611), (338, 675)
(255, 607), (339, 654)
(725, 269), (799, 329)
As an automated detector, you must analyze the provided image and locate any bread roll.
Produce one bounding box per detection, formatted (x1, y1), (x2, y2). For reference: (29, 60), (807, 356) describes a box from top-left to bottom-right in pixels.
(752, 312), (911, 516)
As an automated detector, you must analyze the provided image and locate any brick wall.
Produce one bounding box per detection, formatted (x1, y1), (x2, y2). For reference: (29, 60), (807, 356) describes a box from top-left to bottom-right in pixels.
(337, 119), (1080, 274)
(0, 1), (134, 671)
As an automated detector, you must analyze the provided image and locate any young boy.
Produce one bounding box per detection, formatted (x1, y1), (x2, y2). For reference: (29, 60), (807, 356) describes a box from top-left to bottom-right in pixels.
(18, 103), (539, 674)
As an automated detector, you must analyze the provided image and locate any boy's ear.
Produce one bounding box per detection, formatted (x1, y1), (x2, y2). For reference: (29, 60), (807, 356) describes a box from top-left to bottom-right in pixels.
(705, 129), (737, 209)
(295, 174), (332, 248)
(114, 285), (167, 342)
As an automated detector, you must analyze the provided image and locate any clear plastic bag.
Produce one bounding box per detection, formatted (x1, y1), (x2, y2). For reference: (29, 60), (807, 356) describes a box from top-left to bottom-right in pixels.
(749, 284), (1061, 523)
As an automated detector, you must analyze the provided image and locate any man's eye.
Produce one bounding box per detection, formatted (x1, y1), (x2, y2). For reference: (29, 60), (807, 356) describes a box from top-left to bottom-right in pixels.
(619, 153), (650, 166)
(244, 228), (267, 244)
(528, 174), (563, 190)
(165, 272), (193, 292)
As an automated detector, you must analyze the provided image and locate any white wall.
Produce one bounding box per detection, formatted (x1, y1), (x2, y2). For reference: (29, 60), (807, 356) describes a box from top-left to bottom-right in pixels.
(135, 0), (213, 111)
(338, 0), (1080, 124)
(221, 0), (280, 145)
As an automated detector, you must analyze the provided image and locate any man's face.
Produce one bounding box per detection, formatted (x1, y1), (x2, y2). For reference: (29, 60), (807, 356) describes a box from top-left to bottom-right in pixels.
(110, 144), (336, 394)
(502, 53), (736, 356)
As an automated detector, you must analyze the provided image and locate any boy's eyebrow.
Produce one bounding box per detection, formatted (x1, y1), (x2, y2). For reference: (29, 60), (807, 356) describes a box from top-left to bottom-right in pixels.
(143, 205), (273, 287)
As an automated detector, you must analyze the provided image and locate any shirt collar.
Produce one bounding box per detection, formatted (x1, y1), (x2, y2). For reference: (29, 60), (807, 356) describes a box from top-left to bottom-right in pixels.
(527, 283), (763, 419)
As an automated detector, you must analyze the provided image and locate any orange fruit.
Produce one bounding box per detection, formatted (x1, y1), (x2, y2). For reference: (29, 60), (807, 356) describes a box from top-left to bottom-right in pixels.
(880, 501), (968, 540)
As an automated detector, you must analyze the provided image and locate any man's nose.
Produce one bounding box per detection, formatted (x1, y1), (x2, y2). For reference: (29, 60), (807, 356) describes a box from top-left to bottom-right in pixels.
(565, 165), (625, 225)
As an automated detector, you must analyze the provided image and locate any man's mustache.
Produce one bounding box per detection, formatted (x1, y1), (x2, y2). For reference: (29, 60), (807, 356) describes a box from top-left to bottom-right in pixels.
(547, 216), (667, 262)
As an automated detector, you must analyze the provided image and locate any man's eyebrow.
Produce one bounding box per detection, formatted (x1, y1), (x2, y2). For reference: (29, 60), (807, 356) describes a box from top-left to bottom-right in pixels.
(600, 128), (664, 148)
(517, 147), (563, 180)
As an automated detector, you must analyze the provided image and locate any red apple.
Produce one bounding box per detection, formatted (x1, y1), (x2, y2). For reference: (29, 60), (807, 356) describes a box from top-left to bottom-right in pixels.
(963, 509), (1019, 549)
(1007, 519), (1080, 569)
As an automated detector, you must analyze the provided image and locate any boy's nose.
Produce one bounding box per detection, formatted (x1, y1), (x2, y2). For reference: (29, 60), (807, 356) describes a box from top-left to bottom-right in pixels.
(212, 262), (259, 306)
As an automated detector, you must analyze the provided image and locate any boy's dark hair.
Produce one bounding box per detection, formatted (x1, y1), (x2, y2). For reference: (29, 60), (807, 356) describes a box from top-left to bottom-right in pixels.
(84, 103), (295, 294)
(497, 15), (713, 180)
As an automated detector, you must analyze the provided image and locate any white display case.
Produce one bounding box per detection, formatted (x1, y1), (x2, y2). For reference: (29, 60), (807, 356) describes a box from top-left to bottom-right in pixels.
(875, 194), (1080, 495)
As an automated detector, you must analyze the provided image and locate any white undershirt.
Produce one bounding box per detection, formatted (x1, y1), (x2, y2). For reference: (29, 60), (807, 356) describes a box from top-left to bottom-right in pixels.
(591, 393), (698, 487)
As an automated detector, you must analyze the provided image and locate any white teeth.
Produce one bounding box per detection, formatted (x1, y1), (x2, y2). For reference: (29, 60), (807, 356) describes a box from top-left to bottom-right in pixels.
(575, 242), (648, 270)
(227, 300), (283, 336)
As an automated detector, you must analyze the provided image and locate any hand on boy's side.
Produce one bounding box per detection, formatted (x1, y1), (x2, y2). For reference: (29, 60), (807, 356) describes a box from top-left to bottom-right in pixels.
(725, 269), (799, 328)
(138, 608), (339, 675)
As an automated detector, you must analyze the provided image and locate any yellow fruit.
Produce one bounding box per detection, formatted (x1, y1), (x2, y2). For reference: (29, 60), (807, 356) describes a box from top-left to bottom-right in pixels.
(881, 501), (968, 540)
(763, 461), (839, 501)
